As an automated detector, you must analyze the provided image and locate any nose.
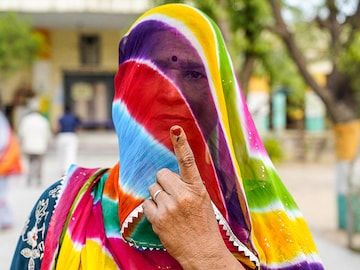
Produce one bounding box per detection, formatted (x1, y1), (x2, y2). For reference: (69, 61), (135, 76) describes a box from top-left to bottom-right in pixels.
(158, 71), (184, 105)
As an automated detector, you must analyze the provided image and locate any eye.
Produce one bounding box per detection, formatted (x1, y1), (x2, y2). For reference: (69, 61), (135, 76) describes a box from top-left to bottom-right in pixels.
(184, 71), (205, 80)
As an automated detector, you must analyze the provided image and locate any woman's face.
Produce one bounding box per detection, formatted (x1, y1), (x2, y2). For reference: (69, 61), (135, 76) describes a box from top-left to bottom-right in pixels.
(147, 30), (217, 138)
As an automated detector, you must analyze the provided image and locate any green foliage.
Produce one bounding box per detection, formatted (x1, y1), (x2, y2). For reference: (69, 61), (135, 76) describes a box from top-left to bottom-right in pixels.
(263, 136), (285, 164)
(152, 0), (185, 6)
(337, 31), (360, 115)
(194, 0), (221, 20)
(228, 0), (272, 43)
(338, 32), (360, 74)
(0, 13), (43, 78)
(224, 0), (273, 65)
(261, 39), (306, 112)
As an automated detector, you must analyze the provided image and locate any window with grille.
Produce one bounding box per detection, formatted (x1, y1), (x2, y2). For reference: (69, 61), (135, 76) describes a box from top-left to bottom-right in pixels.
(80, 34), (100, 66)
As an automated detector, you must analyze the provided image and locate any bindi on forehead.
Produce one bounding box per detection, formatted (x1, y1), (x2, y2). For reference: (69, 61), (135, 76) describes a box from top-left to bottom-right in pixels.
(171, 55), (178, 62)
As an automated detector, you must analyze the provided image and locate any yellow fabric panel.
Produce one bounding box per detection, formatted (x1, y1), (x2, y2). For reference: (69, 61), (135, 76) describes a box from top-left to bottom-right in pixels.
(56, 233), (118, 269)
(251, 211), (318, 264)
(81, 239), (118, 270)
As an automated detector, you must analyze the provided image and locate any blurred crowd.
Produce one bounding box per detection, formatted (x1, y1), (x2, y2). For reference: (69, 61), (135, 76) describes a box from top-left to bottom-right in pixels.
(0, 87), (81, 230)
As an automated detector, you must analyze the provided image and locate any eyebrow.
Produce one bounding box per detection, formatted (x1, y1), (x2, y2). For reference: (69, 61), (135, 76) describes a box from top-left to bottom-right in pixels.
(154, 58), (204, 70)
(179, 60), (204, 69)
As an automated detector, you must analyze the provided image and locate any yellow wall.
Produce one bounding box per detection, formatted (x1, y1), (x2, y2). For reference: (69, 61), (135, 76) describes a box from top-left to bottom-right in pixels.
(2, 28), (124, 128)
(0, 26), (124, 128)
(6, 30), (121, 129)
(50, 29), (122, 125)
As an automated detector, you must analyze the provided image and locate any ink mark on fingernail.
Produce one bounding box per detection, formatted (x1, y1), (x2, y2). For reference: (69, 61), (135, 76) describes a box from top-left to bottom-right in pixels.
(172, 127), (181, 136)
(176, 136), (180, 142)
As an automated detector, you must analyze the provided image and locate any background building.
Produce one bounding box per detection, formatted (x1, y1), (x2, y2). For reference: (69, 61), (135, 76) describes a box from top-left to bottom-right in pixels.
(0, 0), (150, 129)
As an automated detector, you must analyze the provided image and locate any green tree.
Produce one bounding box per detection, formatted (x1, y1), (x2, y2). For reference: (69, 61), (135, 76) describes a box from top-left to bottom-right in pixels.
(0, 13), (42, 79)
(270, 0), (358, 123)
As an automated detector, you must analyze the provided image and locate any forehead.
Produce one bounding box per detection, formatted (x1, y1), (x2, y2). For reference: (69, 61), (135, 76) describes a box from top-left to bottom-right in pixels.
(147, 30), (202, 64)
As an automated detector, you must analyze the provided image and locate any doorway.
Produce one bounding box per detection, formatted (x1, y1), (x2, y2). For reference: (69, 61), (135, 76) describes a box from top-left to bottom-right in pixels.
(63, 72), (115, 129)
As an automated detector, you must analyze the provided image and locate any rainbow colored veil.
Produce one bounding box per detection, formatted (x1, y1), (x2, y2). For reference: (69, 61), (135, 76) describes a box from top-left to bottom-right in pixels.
(113, 3), (324, 269)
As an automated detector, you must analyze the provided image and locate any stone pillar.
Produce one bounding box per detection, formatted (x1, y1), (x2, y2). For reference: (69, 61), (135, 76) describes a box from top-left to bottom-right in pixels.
(272, 90), (286, 136)
(247, 77), (270, 136)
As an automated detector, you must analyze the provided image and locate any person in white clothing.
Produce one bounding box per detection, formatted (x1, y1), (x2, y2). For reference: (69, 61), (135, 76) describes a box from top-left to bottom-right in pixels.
(18, 99), (52, 186)
(56, 105), (81, 174)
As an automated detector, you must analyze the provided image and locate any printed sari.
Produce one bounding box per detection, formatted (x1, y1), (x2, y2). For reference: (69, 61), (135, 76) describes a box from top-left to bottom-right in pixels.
(11, 4), (324, 270)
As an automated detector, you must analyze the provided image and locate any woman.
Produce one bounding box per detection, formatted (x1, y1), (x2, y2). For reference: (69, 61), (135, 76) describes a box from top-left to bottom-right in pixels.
(10, 4), (324, 270)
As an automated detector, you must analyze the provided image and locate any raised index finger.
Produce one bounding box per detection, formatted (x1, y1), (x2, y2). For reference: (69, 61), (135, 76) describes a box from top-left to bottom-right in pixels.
(170, 125), (202, 184)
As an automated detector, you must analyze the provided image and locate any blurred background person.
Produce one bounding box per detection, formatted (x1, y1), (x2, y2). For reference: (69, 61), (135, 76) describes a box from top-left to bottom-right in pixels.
(0, 103), (22, 229)
(56, 105), (81, 174)
(18, 98), (52, 186)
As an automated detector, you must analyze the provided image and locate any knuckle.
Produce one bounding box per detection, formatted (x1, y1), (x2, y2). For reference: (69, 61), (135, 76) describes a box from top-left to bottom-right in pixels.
(176, 191), (196, 208)
(178, 153), (195, 168)
(194, 188), (208, 202)
(197, 186), (208, 198)
(156, 168), (171, 179)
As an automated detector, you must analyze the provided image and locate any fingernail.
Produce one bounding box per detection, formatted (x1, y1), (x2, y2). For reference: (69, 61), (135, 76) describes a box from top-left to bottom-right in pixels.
(172, 127), (181, 136)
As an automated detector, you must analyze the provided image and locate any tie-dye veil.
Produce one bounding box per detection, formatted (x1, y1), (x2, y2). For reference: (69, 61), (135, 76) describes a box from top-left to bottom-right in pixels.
(113, 4), (323, 269)
(40, 3), (324, 270)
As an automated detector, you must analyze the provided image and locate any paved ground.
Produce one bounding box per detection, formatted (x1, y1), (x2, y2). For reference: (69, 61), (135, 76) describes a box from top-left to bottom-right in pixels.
(1, 131), (360, 269)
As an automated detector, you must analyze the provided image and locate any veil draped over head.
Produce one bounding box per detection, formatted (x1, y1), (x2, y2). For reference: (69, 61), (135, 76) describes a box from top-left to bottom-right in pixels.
(112, 3), (324, 270)
(40, 4), (324, 270)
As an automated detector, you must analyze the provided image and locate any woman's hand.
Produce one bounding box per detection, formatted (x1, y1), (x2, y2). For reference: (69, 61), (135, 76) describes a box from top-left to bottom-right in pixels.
(143, 125), (244, 270)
